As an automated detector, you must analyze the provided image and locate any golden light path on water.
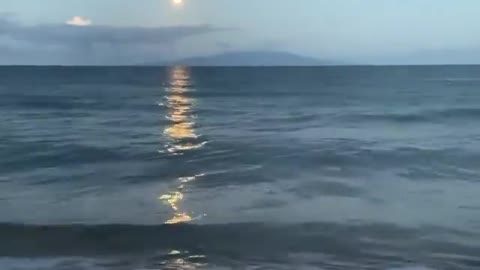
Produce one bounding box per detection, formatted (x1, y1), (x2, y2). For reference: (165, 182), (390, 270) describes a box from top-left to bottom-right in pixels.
(159, 66), (205, 225)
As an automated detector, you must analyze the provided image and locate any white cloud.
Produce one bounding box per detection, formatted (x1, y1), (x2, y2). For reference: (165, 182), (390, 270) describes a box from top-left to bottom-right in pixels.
(0, 14), (227, 65)
(66, 16), (92, 26)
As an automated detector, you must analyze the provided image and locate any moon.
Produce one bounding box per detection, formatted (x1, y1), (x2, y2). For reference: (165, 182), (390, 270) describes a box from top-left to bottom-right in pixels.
(172, 0), (183, 5)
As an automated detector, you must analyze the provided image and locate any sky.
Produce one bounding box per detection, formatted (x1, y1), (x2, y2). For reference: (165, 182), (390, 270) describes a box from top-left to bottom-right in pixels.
(1, 0), (480, 65)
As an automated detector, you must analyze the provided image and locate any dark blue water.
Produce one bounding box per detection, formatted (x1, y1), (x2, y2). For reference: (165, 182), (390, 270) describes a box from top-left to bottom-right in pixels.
(1, 66), (480, 269)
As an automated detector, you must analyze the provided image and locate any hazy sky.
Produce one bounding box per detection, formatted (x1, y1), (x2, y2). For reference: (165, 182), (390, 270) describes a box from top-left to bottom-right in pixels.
(1, 0), (480, 65)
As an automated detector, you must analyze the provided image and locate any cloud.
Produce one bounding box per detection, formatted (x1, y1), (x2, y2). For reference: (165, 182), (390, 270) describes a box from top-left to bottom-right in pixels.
(0, 15), (226, 65)
(66, 16), (92, 26)
(0, 16), (220, 46)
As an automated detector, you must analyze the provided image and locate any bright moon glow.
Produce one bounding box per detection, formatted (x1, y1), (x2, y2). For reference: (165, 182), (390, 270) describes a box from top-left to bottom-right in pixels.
(66, 16), (92, 26)
(172, 0), (183, 6)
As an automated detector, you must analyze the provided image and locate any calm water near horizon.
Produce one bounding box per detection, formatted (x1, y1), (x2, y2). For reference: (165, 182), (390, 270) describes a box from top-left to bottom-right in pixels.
(1, 66), (480, 269)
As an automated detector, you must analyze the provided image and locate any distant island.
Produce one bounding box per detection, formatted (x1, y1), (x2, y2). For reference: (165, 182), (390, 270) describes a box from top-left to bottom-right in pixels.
(143, 51), (337, 66)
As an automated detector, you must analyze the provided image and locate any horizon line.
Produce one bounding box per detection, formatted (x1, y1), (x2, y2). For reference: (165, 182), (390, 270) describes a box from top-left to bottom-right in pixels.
(1, 64), (480, 67)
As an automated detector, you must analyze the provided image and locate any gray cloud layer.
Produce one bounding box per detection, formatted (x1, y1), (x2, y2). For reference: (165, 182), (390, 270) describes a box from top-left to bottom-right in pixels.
(0, 15), (223, 65)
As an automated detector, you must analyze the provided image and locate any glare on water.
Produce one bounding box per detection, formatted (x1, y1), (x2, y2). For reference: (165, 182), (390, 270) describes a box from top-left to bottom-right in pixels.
(159, 66), (205, 225)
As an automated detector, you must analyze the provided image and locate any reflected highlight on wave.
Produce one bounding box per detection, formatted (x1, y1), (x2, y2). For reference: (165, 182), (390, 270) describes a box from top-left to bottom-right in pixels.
(163, 66), (206, 154)
(160, 67), (206, 225)
(160, 250), (208, 270)
(159, 173), (206, 225)
(159, 172), (206, 224)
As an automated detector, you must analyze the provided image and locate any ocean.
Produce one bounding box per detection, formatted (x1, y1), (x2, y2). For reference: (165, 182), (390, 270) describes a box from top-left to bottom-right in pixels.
(1, 66), (480, 269)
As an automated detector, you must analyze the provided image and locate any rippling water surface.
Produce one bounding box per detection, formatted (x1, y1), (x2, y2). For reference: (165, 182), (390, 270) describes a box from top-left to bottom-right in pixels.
(1, 66), (480, 269)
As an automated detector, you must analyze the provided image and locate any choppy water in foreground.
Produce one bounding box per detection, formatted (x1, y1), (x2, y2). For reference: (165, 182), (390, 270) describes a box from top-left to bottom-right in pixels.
(1, 66), (480, 269)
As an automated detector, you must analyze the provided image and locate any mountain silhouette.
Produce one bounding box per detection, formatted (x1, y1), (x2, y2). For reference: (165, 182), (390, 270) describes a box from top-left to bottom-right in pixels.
(144, 51), (337, 66)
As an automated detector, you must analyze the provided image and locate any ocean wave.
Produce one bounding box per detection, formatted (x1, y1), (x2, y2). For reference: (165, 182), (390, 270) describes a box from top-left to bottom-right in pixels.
(178, 140), (480, 184)
(427, 77), (480, 82)
(280, 144), (478, 169)
(2, 97), (157, 111)
(0, 222), (478, 269)
(1, 142), (157, 174)
(347, 108), (480, 123)
(0, 258), (439, 270)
